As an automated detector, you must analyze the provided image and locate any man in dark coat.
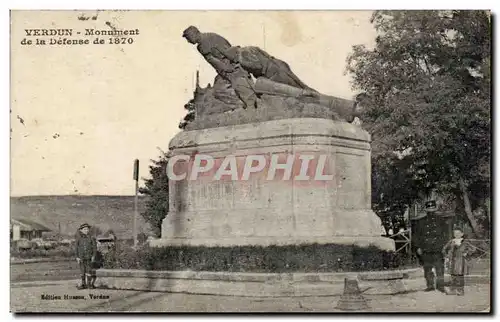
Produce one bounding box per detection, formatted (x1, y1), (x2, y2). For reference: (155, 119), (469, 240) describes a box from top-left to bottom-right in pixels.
(75, 223), (98, 289)
(412, 200), (449, 292)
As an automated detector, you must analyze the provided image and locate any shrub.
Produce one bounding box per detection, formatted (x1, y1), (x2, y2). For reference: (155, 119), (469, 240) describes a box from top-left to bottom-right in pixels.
(11, 245), (74, 259)
(103, 243), (411, 272)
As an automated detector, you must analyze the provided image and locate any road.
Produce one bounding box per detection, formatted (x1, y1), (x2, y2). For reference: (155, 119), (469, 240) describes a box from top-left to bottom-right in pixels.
(11, 260), (79, 283)
(10, 258), (491, 313)
(11, 279), (490, 313)
(10, 258), (490, 283)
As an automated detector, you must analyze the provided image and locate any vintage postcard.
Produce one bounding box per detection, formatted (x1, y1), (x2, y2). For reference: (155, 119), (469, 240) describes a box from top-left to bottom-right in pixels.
(10, 10), (491, 313)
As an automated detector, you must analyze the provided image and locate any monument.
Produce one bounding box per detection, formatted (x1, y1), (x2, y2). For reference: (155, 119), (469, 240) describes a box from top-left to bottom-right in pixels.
(151, 26), (394, 252)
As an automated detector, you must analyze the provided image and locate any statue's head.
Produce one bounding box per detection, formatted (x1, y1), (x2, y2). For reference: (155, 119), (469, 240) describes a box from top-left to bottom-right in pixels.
(183, 26), (201, 44)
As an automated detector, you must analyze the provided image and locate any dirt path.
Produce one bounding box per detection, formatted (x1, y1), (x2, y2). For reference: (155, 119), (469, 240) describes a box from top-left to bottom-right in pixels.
(11, 279), (490, 313)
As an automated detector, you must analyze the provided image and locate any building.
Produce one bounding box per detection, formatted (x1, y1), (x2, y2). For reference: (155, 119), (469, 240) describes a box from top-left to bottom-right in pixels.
(10, 218), (52, 241)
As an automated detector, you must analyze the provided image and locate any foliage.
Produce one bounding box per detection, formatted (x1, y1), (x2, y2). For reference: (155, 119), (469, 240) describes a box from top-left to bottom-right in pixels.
(372, 152), (419, 229)
(346, 10), (491, 235)
(137, 232), (149, 245)
(90, 225), (103, 237)
(104, 229), (117, 239)
(103, 244), (413, 272)
(11, 245), (74, 259)
(138, 149), (170, 237)
(179, 98), (196, 130)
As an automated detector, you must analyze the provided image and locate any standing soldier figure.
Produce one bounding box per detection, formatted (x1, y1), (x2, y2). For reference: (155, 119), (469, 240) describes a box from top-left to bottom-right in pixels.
(75, 223), (98, 289)
(412, 200), (449, 293)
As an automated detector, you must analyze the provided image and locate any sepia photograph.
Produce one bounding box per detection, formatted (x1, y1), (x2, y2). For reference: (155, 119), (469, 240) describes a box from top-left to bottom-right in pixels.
(9, 9), (491, 313)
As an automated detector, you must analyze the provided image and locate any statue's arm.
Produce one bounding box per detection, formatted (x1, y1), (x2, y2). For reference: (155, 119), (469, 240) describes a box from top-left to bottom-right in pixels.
(203, 53), (235, 73)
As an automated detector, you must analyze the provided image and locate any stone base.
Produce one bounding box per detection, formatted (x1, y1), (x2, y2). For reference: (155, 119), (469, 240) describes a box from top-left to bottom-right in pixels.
(161, 118), (393, 251)
(186, 94), (352, 130)
(96, 268), (423, 297)
(150, 236), (395, 252)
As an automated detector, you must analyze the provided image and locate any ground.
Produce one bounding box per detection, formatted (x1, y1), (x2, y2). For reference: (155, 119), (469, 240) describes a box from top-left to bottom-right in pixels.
(11, 260), (80, 283)
(10, 259), (491, 313)
(11, 278), (490, 313)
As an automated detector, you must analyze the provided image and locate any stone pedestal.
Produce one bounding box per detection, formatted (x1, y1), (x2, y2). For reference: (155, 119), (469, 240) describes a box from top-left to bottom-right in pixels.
(151, 118), (394, 251)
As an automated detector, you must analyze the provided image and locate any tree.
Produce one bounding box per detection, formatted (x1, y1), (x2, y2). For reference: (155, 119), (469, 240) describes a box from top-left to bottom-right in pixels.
(179, 98), (196, 130)
(179, 70), (201, 130)
(139, 149), (170, 237)
(346, 10), (491, 236)
(90, 225), (103, 237)
(371, 151), (419, 231)
(137, 232), (149, 245)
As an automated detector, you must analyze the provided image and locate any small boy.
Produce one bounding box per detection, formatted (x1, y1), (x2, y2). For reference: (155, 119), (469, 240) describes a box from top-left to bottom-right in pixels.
(442, 225), (472, 296)
(75, 223), (98, 289)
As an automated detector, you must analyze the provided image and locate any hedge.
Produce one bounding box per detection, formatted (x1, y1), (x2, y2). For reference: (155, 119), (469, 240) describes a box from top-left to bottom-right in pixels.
(103, 243), (413, 273)
(11, 245), (74, 259)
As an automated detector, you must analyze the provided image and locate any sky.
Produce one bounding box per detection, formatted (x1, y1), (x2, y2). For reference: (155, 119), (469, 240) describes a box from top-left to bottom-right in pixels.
(10, 10), (377, 196)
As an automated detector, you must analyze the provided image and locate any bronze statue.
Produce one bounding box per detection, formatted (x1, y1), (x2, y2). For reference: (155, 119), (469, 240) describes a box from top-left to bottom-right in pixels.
(182, 26), (232, 75)
(223, 46), (316, 92)
(182, 26), (257, 109)
(181, 25), (358, 127)
(254, 77), (357, 122)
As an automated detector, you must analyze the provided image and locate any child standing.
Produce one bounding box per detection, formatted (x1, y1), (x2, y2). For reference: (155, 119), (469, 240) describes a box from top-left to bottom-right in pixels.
(75, 223), (98, 289)
(442, 225), (472, 296)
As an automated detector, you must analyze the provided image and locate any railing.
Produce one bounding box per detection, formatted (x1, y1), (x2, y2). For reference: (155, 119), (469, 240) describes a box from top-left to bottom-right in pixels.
(388, 232), (490, 257)
(466, 239), (490, 259)
(388, 229), (411, 254)
(462, 239), (490, 275)
(387, 229), (417, 265)
(387, 232), (490, 273)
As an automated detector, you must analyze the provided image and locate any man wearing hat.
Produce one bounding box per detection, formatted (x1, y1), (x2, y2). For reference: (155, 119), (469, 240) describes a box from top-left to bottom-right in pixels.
(75, 223), (98, 289)
(412, 200), (449, 292)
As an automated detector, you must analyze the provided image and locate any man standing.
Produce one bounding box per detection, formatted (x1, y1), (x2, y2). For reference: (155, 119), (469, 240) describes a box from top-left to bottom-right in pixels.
(75, 223), (98, 289)
(412, 200), (449, 292)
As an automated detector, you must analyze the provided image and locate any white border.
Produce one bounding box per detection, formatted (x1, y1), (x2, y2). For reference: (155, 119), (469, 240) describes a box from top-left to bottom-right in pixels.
(3, 1), (498, 321)
(4, 1), (500, 10)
